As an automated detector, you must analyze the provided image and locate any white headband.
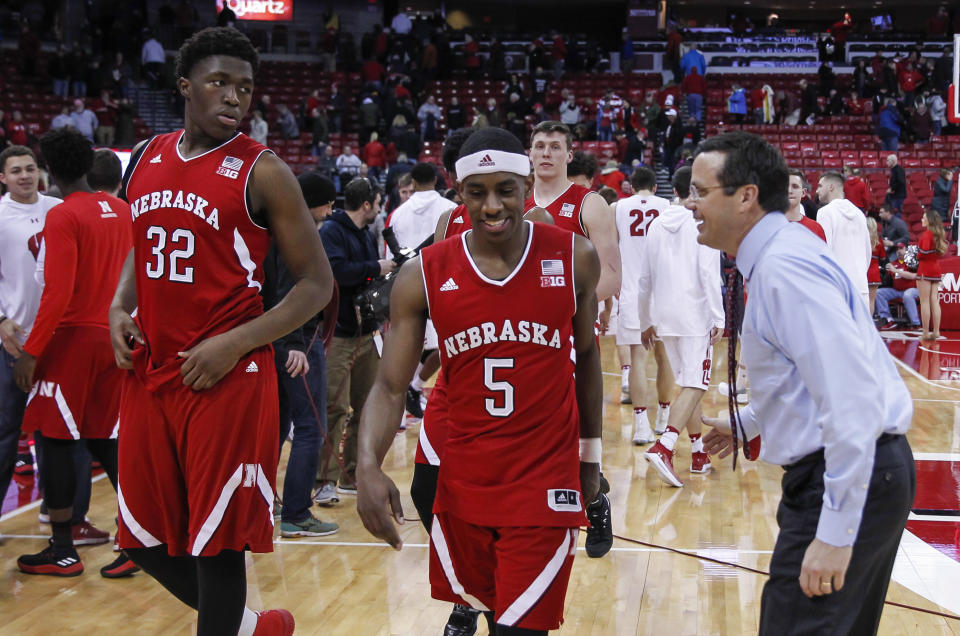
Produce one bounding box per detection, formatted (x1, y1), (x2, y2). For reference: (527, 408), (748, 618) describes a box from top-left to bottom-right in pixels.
(455, 149), (531, 180)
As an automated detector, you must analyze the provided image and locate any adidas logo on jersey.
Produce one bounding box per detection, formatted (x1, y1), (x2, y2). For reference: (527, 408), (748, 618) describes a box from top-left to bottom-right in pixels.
(149, 154), (162, 164)
(478, 154), (495, 167)
(440, 277), (459, 291)
(547, 489), (581, 512)
(452, 215), (464, 224)
(245, 361), (259, 373)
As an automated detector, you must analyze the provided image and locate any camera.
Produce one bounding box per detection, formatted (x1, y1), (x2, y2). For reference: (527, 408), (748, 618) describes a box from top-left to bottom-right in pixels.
(353, 226), (430, 327)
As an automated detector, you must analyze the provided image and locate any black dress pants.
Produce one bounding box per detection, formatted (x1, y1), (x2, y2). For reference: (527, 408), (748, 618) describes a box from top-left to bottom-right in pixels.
(759, 434), (915, 636)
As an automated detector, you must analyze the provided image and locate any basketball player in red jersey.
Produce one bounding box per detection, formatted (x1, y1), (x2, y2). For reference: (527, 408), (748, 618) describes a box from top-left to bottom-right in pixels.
(13, 129), (132, 577)
(358, 127), (603, 635)
(108, 28), (332, 636)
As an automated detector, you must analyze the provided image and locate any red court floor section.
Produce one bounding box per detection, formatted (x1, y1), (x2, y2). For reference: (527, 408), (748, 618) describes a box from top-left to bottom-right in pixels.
(883, 332), (960, 381)
(913, 460), (960, 511)
(906, 520), (960, 563)
(2, 472), (39, 516)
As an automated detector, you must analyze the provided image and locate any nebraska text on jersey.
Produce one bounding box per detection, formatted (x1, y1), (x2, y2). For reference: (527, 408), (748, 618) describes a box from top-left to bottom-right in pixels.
(442, 319), (563, 358)
(129, 190), (221, 230)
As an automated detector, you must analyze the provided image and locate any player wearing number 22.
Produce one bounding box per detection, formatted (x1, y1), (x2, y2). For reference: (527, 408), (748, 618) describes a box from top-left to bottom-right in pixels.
(358, 128), (603, 634)
(110, 27), (332, 635)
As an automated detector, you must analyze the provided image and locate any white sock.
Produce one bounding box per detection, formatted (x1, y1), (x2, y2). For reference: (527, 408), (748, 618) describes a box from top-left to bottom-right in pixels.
(621, 365), (630, 380)
(660, 429), (679, 451)
(411, 373), (424, 391)
(690, 437), (704, 453)
(237, 608), (258, 636)
(634, 408), (648, 427)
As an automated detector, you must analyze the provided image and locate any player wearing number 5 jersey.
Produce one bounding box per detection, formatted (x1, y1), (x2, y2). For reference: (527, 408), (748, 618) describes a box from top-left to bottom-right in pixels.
(110, 28), (332, 636)
(358, 128), (603, 635)
(613, 167), (672, 446)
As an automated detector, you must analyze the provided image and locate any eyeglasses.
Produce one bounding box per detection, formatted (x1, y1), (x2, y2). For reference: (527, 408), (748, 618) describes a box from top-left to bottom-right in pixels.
(688, 183), (737, 201)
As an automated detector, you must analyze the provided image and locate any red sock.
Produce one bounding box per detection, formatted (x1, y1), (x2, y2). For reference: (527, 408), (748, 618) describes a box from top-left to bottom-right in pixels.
(659, 402), (670, 408)
(665, 426), (680, 435)
(688, 432), (701, 442)
(633, 407), (646, 414)
(621, 365), (631, 371)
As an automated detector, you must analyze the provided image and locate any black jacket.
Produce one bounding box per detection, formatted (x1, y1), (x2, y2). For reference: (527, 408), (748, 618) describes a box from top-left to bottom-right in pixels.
(319, 209), (381, 337)
(882, 214), (910, 247)
(888, 165), (906, 199)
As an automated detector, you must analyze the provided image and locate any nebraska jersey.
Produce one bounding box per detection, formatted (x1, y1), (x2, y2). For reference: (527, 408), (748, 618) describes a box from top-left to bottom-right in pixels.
(442, 203), (472, 239)
(421, 221), (585, 527)
(125, 131), (272, 390)
(614, 192), (670, 330)
(24, 192), (132, 357)
(525, 182), (593, 237)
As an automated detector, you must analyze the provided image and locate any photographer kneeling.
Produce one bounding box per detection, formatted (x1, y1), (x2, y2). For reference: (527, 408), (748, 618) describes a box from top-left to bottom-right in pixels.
(316, 178), (394, 504)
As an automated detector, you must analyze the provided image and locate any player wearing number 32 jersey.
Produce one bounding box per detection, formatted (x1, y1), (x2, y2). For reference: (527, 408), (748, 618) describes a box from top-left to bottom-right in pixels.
(110, 27), (332, 635)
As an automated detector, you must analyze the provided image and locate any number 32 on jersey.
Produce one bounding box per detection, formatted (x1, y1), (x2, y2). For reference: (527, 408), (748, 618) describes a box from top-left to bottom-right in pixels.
(145, 225), (195, 283)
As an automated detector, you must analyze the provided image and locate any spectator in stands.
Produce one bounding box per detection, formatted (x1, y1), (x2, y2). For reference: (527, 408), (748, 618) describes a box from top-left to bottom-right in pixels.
(910, 100), (933, 144)
(824, 89), (845, 116)
(662, 108), (684, 174)
(107, 52), (132, 99)
(482, 97), (500, 128)
(818, 61), (836, 97)
(362, 132), (386, 182)
(359, 96), (380, 146)
(599, 160), (626, 190)
(50, 46), (70, 99)
(504, 93), (528, 140)
(361, 56), (387, 89)
(388, 114), (420, 159)
(927, 5), (950, 35)
(664, 26), (683, 81)
(307, 108), (328, 151)
(852, 59), (869, 98)
(877, 98), (901, 152)
(879, 205), (910, 254)
(885, 154), (906, 215)
(798, 79), (819, 125)
(385, 151), (414, 195)
(51, 106), (72, 131)
(928, 90), (947, 136)
(445, 96), (465, 130)
(619, 179), (634, 199)
(680, 43), (705, 78)
(829, 12), (853, 50)
(277, 104), (299, 140)
(567, 150), (598, 188)
(327, 84), (345, 133)
(6, 112), (27, 147)
(18, 22), (40, 77)
(92, 90), (118, 147)
(624, 129), (646, 167)
(933, 45), (953, 92)
(67, 42), (87, 98)
(551, 32), (567, 79)
(114, 98), (135, 148)
(417, 95), (442, 142)
(931, 168), (955, 224)
(140, 29), (165, 89)
(845, 90), (865, 116)
(255, 94), (274, 119)
(843, 166), (869, 211)
(559, 93), (581, 126)
(621, 30), (635, 74)
(250, 110), (268, 146)
(898, 61), (924, 106)
(463, 34), (481, 73)
(471, 106), (489, 130)
(727, 85), (747, 125)
(336, 146), (363, 184)
(316, 144), (338, 184)
(682, 67), (706, 122)
(877, 243), (921, 330)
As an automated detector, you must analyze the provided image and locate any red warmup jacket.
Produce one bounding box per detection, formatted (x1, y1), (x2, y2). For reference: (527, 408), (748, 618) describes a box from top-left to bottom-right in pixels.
(681, 72), (706, 96)
(844, 177), (869, 210)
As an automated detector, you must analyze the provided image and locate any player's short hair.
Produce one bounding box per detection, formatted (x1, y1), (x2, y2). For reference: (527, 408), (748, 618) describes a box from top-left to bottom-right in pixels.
(442, 128), (475, 175)
(175, 27), (259, 80)
(672, 166), (692, 199)
(567, 151), (597, 180)
(0, 145), (36, 174)
(597, 186), (618, 205)
(530, 120), (573, 151)
(411, 162), (437, 185)
(87, 149), (123, 192)
(343, 176), (382, 211)
(630, 166), (657, 192)
(40, 128), (93, 183)
(819, 171), (844, 190)
(695, 132), (788, 214)
(787, 167), (809, 190)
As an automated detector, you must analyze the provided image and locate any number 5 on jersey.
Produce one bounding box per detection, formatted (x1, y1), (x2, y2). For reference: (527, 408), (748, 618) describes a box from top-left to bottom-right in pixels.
(484, 358), (515, 417)
(145, 225), (196, 283)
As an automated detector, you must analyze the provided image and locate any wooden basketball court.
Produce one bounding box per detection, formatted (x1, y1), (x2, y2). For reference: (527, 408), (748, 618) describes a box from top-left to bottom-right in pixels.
(1, 335), (959, 635)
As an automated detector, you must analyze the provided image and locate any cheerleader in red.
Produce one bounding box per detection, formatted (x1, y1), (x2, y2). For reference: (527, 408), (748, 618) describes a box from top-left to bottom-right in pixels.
(916, 209), (947, 340)
(867, 217), (885, 314)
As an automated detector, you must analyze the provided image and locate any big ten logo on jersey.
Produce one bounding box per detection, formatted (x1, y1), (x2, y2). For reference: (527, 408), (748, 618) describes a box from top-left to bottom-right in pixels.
(547, 489), (581, 512)
(216, 156), (243, 180)
(540, 258), (566, 287)
(559, 202), (575, 218)
(98, 200), (117, 218)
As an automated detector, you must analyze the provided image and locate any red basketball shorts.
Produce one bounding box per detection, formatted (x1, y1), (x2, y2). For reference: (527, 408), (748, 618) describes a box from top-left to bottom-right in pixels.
(415, 373), (447, 466)
(116, 347), (279, 557)
(429, 511), (578, 630)
(22, 325), (123, 440)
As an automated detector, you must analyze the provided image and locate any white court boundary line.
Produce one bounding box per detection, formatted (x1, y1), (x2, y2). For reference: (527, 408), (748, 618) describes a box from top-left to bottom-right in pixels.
(891, 356), (960, 393)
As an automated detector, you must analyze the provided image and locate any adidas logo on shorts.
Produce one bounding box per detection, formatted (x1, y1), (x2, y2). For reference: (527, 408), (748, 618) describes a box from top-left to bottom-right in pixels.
(440, 278), (459, 292)
(245, 361), (259, 373)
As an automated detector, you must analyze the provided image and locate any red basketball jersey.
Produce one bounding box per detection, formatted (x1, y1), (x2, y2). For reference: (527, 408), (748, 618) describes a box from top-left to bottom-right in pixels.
(442, 203), (472, 239)
(125, 131), (272, 389)
(421, 221), (585, 527)
(525, 182), (592, 237)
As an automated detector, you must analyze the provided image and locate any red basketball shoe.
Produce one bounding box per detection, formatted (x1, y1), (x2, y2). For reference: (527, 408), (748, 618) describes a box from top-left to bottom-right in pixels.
(690, 451), (712, 474)
(253, 609), (295, 636)
(644, 440), (683, 487)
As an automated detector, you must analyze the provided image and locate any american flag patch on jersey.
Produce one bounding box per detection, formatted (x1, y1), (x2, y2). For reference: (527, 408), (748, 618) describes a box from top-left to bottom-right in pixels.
(221, 156), (243, 171)
(541, 259), (564, 275)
